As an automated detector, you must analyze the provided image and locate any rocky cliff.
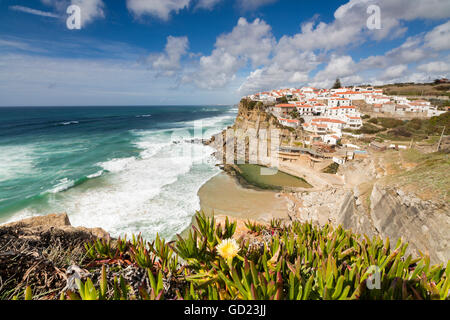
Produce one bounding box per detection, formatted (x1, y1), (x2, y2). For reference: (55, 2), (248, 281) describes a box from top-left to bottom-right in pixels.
(208, 99), (298, 166)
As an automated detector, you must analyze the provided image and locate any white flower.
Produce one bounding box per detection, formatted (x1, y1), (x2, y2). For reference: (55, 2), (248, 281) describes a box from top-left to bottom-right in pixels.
(216, 238), (240, 260)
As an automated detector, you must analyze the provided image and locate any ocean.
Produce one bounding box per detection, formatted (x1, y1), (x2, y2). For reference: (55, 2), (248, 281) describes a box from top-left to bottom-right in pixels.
(0, 105), (237, 240)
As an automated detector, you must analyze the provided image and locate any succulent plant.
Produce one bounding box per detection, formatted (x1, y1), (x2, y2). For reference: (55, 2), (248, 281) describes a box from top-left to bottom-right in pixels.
(14, 212), (449, 301)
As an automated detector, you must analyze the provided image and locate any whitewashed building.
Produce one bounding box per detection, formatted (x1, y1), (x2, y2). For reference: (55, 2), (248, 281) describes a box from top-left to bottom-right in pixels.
(279, 118), (301, 128)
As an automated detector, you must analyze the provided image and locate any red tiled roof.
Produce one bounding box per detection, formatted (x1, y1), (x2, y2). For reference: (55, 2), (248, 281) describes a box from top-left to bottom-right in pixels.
(274, 104), (295, 108)
(280, 118), (300, 123)
(330, 106), (356, 110)
(312, 118), (346, 124)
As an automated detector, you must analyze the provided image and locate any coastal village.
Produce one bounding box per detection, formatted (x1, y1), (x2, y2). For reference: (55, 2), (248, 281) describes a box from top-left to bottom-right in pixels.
(247, 86), (446, 146)
(238, 85), (448, 169)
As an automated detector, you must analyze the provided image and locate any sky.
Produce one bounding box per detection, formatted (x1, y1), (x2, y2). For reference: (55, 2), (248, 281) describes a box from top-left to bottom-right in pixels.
(0, 0), (449, 106)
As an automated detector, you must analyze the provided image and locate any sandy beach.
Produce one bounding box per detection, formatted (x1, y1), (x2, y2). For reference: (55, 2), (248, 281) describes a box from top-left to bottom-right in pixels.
(197, 172), (291, 223)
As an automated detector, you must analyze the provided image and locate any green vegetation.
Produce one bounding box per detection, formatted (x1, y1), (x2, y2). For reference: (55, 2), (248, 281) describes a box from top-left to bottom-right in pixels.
(332, 78), (342, 89)
(374, 82), (450, 97)
(356, 112), (450, 141)
(383, 112), (450, 140)
(322, 162), (340, 174)
(241, 98), (263, 111)
(289, 109), (300, 119)
(388, 151), (450, 200)
(367, 117), (404, 129)
(354, 123), (385, 134)
(378, 118), (405, 129)
(10, 212), (450, 300)
(277, 96), (289, 104)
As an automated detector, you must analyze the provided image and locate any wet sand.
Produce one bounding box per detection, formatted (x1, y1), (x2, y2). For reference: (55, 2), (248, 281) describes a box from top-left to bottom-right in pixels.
(197, 173), (290, 223)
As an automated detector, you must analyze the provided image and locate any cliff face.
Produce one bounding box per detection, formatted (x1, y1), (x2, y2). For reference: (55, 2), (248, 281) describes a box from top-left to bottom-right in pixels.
(209, 99), (296, 166)
(369, 185), (449, 264)
(291, 179), (449, 265)
(232, 99), (296, 139)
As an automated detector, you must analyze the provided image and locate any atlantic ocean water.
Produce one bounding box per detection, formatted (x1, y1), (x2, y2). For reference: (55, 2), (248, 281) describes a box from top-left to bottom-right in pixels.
(0, 105), (237, 239)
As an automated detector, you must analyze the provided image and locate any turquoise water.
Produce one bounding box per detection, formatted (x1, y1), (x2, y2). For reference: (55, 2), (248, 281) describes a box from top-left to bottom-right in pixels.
(0, 106), (237, 239)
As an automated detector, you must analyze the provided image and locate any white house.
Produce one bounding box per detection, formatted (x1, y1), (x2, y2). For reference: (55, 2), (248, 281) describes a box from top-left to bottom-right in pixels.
(311, 118), (346, 132)
(365, 95), (391, 105)
(323, 134), (341, 146)
(326, 106), (358, 117)
(312, 103), (327, 115)
(427, 108), (446, 117)
(382, 102), (396, 113)
(344, 115), (363, 129)
(270, 104), (297, 117)
(302, 122), (328, 135)
(296, 104), (315, 116)
(328, 97), (352, 107)
(279, 118), (301, 128)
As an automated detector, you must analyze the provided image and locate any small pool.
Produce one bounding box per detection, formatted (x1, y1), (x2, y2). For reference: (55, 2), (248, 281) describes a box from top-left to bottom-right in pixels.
(236, 164), (313, 190)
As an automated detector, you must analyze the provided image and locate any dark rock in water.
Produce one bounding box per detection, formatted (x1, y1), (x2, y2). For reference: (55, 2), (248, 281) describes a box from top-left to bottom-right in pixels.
(185, 138), (210, 145)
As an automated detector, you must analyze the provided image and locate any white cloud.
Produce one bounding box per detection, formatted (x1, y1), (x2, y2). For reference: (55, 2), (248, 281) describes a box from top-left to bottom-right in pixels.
(417, 60), (450, 73)
(238, 37), (320, 94)
(284, 0), (450, 52)
(381, 64), (408, 80)
(424, 21), (450, 51)
(147, 36), (189, 76)
(195, 0), (222, 10)
(238, 55), (316, 94)
(185, 18), (275, 89)
(73, 0), (105, 25)
(215, 18), (275, 67)
(315, 55), (356, 81)
(126, 0), (190, 20)
(236, 0), (278, 11)
(9, 5), (60, 18)
(40, 0), (105, 26)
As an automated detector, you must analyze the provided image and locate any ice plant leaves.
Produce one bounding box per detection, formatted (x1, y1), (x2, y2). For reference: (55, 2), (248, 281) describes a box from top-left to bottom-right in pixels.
(15, 212), (450, 301)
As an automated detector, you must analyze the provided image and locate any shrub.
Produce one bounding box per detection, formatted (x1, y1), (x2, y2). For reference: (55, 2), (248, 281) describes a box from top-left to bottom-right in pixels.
(9, 212), (450, 301)
(378, 118), (404, 129)
(388, 127), (413, 138)
(356, 123), (384, 134)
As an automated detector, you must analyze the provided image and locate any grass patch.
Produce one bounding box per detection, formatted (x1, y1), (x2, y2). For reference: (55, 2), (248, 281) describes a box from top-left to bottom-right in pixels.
(322, 162), (339, 174)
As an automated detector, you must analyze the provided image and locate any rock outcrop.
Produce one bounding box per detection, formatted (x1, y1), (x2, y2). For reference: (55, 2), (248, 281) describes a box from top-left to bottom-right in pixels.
(1, 213), (110, 244)
(288, 184), (449, 264)
(0, 213), (110, 299)
(208, 99), (296, 165)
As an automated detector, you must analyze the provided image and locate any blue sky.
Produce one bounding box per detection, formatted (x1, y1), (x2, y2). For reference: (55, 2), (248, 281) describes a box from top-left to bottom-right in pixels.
(0, 0), (449, 106)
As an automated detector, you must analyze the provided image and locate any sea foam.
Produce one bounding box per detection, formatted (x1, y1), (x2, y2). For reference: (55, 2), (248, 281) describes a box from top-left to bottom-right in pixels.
(4, 107), (237, 240)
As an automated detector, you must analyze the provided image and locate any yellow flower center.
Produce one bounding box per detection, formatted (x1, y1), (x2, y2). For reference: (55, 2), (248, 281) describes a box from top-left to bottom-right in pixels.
(217, 239), (240, 260)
